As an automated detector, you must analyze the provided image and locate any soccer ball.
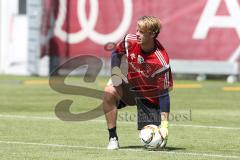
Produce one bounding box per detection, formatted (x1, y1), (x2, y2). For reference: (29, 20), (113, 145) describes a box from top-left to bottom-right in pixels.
(139, 124), (163, 149)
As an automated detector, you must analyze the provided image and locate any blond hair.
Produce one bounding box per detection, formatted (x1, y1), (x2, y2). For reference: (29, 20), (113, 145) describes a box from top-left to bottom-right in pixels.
(137, 16), (162, 38)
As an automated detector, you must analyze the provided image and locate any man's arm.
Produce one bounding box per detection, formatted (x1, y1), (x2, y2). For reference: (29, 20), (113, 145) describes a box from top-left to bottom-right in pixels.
(111, 51), (122, 69)
(151, 64), (170, 78)
(161, 112), (169, 121)
(159, 92), (170, 142)
(110, 51), (128, 86)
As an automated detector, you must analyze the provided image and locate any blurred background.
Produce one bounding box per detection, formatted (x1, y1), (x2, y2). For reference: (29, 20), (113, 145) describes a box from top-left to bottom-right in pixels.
(0, 0), (240, 82)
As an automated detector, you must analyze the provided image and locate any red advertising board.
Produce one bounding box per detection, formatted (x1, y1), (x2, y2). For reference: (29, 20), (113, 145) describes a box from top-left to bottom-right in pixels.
(41, 0), (240, 61)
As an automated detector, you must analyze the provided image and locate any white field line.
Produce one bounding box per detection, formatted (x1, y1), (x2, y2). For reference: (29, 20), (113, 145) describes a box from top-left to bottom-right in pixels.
(0, 140), (239, 159)
(1, 114), (240, 131)
(170, 124), (240, 130)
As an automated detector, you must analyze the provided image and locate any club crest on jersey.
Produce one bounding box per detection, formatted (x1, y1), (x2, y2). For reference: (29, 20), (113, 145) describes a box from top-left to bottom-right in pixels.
(137, 55), (144, 64)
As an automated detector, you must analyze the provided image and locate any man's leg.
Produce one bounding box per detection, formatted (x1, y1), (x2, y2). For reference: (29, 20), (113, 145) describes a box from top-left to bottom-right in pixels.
(103, 85), (122, 149)
(136, 98), (170, 149)
(103, 85), (119, 129)
(136, 99), (161, 130)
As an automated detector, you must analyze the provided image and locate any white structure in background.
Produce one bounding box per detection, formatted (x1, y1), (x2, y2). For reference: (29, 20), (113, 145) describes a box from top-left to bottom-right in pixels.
(0, 0), (49, 76)
(0, 0), (29, 75)
(27, 0), (49, 76)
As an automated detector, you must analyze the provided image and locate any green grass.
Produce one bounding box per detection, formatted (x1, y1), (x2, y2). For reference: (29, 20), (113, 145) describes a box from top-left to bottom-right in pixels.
(0, 75), (240, 160)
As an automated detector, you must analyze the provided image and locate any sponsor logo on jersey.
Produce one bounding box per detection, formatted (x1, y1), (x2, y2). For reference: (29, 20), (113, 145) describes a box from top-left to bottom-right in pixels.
(130, 53), (136, 60)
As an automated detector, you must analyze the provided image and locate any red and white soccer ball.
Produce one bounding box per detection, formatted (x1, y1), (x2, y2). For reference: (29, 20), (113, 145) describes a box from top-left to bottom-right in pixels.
(139, 124), (163, 149)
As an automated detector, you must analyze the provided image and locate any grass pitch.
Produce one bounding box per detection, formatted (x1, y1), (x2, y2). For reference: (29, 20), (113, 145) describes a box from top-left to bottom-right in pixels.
(0, 75), (240, 160)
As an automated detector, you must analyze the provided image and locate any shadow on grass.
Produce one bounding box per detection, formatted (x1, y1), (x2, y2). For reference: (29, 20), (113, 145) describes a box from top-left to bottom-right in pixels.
(120, 145), (186, 151)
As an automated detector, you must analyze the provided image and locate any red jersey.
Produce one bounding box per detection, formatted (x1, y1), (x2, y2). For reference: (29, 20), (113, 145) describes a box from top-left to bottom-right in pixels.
(116, 34), (173, 105)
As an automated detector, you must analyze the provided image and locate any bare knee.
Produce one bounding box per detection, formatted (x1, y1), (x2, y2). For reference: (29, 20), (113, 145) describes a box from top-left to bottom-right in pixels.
(103, 85), (119, 104)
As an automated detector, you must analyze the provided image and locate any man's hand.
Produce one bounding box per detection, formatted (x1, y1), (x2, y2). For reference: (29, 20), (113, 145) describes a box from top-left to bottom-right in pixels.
(160, 120), (168, 139)
(159, 120), (168, 148)
(111, 67), (128, 86)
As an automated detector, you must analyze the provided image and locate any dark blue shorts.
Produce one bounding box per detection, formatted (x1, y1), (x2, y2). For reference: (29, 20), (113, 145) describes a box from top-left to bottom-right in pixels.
(116, 83), (170, 130)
